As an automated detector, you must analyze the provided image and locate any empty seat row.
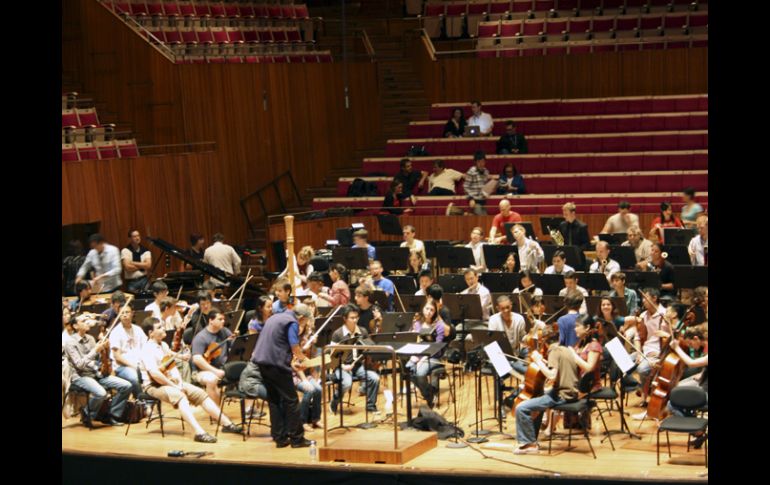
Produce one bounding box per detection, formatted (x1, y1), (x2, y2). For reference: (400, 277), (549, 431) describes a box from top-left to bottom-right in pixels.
(409, 111), (707, 137)
(311, 192), (709, 215)
(476, 35), (706, 56)
(385, 130), (707, 156)
(62, 126), (120, 144)
(362, 150), (708, 176)
(424, 0), (703, 17)
(105, 1), (311, 20)
(62, 108), (103, 128)
(145, 25), (303, 44)
(429, 94), (707, 119)
(62, 140), (140, 162)
(176, 51), (333, 63)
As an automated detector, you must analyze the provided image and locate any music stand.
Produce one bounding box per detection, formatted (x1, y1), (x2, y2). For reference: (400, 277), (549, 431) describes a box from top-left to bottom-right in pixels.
(313, 316), (344, 350)
(542, 245), (584, 271)
(332, 247), (369, 270)
(609, 245), (638, 270)
(622, 271), (662, 291)
(227, 334), (258, 362)
(371, 290), (391, 311)
(479, 272), (520, 293)
(470, 330), (517, 437)
(542, 295), (567, 316)
(377, 247), (410, 273)
(578, 272), (612, 293)
(400, 294), (427, 313)
(531, 274), (565, 296)
(599, 233), (628, 245)
(376, 214), (403, 236)
(436, 246), (475, 270)
(381, 312), (415, 333)
(539, 217), (565, 237)
(482, 245), (518, 271)
(424, 240), (450, 259)
(585, 296), (627, 317)
(389, 275), (418, 294)
(438, 274), (469, 294)
(132, 310), (153, 326)
(673, 266), (708, 289)
(661, 245), (691, 266)
(443, 293), (484, 346)
(224, 310), (245, 334)
(335, 228), (355, 247)
(504, 221), (536, 242)
(664, 228), (696, 246)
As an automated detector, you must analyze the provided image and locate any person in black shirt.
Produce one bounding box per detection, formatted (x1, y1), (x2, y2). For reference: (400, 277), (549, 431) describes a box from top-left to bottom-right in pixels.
(353, 286), (375, 333)
(444, 107), (467, 138)
(496, 120), (529, 154)
(188, 291), (213, 337)
(382, 180), (413, 215)
(427, 284), (454, 340)
(648, 243), (676, 297)
(181, 233), (206, 271)
(558, 202), (591, 250)
(393, 159), (428, 197)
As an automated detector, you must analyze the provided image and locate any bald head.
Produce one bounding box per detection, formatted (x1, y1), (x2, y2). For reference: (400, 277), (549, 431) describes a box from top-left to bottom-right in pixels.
(499, 199), (511, 214)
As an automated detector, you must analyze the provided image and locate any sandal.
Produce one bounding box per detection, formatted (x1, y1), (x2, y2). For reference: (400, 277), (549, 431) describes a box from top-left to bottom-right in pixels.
(194, 433), (217, 443)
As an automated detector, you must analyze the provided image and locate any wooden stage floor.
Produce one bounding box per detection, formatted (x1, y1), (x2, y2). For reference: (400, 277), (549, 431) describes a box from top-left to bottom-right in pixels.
(62, 373), (708, 482)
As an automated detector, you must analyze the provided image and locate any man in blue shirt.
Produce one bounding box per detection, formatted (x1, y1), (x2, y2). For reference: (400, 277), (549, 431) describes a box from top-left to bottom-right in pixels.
(352, 229), (376, 261)
(369, 260), (395, 311)
(251, 304), (313, 448)
(75, 233), (123, 293)
(557, 292), (584, 348)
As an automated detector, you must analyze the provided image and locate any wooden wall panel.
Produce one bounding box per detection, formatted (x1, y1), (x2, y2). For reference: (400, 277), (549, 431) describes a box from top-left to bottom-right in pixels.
(410, 36), (708, 104)
(266, 213), (660, 271)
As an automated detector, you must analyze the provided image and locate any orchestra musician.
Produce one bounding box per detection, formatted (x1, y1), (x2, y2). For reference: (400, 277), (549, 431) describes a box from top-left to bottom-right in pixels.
(460, 268), (492, 320)
(623, 225), (654, 268)
(589, 241), (621, 282)
(316, 263), (350, 307)
(415, 269), (434, 295)
(666, 337), (708, 448)
(100, 291), (127, 326)
(688, 215), (708, 266)
(488, 295), (528, 375)
(144, 280), (169, 319)
(247, 295), (273, 334)
(558, 271), (588, 314)
(511, 224), (544, 273)
(513, 271), (543, 297)
(408, 300), (446, 408)
(501, 252), (517, 273)
(190, 309), (234, 403)
(400, 225), (426, 261)
(369, 260), (395, 311)
(272, 278), (292, 314)
(306, 272), (331, 308)
(646, 243), (676, 298)
(110, 305), (148, 399)
(608, 272), (638, 316)
(544, 250), (574, 275)
(558, 203), (590, 250)
(465, 227), (487, 272)
(68, 280), (92, 312)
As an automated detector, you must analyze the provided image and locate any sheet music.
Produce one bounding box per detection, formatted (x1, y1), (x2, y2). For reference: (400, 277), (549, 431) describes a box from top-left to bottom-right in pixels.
(605, 337), (635, 374)
(483, 341), (514, 378)
(396, 343), (430, 355)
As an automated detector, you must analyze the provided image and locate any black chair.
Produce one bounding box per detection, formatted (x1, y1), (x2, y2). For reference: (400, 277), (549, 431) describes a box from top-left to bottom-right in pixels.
(215, 361), (267, 441)
(547, 372), (606, 458)
(657, 387), (708, 467)
(61, 387), (93, 430)
(125, 367), (184, 437)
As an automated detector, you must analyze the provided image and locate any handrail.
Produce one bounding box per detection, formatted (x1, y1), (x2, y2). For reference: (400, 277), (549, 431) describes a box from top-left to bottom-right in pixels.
(240, 171), (304, 237)
(416, 28), (437, 61)
(99, 1), (177, 63)
(357, 28), (376, 60)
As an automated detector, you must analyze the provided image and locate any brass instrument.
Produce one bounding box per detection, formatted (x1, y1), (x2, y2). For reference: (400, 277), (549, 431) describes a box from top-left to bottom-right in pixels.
(548, 225), (564, 246)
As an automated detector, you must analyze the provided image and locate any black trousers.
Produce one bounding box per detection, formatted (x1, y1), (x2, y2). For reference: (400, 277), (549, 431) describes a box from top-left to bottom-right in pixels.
(258, 364), (304, 442)
(428, 187), (455, 196)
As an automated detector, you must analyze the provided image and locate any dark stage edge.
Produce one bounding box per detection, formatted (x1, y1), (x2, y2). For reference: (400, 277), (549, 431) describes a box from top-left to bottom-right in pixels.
(63, 451), (704, 484)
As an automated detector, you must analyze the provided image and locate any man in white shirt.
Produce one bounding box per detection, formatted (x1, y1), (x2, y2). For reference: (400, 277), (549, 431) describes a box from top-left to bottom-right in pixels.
(544, 250), (575, 275)
(589, 241), (621, 282)
(558, 271), (588, 314)
(599, 201), (639, 235)
(465, 226), (487, 272)
(487, 295), (528, 375)
(622, 225), (653, 268)
(627, 289), (670, 416)
(460, 268), (492, 320)
(76, 233), (123, 293)
(203, 233), (242, 286)
(110, 306), (149, 399)
(427, 159), (464, 196)
(512, 224), (544, 273)
(415, 269), (434, 296)
(121, 229), (152, 293)
(467, 100), (494, 136)
(400, 225), (426, 261)
(145, 280), (169, 319)
(688, 216), (708, 266)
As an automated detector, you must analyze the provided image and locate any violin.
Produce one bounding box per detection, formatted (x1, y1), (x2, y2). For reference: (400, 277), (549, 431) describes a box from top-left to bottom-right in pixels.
(172, 309), (195, 352)
(203, 333), (237, 363)
(97, 295), (133, 377)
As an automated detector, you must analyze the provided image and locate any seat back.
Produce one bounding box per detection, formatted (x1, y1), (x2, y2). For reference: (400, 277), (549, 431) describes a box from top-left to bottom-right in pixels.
(668, 386), (707, 411)
(224, 360), (248, 383)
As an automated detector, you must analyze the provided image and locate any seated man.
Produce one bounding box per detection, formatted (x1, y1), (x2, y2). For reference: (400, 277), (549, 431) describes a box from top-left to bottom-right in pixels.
(467, 100), (494, 136)
(110, 305), (148, 399)
(306, 272), (331, 308)
(622, 225), (653, 268)
(415, 269), (434, 296)
(352, 229), (377, 261)
(465, 226), (487, 272)
(369, 260), (395, 312)
(488, 199), (522, 244)
(544, 250), (575, 275)
(141, 319), (242, 443)
(100, 291), (127, 326)
(191, 309), (234, 403)
(589, 241), (621, 282)
(688, 215), (708, 266)
(609, 272), (638, 316)
(514, 331), (579, 455)
(394, 159), (428, 197)
(144, 280), (169, 319)
(496, 120), (528, 154)
(460, 268), (492, 320)
(401, 224), (427, 261)
(64, 317), (132, 427)
(488, 295), (528, 375)
(558, 271), (588, 314)
(464, 151), (498, 216)
(328, 305), (380, 414)
(599, 201), (639, 236)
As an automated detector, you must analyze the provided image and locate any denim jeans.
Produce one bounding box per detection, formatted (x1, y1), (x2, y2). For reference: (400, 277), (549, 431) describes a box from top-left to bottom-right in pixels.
(330, 365), (380, 411)
(71, 375), (132, 420)
(297, 378), (322, 423)
(115, 366), (141, 398)
(515, 390), (565, 445)
(510, 347), (530, 376)
(125, 276), (148, 293)
(407, 358), (444, 403)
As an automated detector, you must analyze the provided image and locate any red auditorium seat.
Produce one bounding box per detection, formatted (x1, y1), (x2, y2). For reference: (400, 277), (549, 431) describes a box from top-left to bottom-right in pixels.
(500, 20), (523, 36)
(286, 29), (302, 43)
(116, 139), (139, 158)
(243, 30), (259, 43)
(94, 141), (119, 159)
(224, 4), (240, 18)
(62, 110), (78, 128)
(580, 0), (601, 13)
(129, 1), (149, 16)
(445, 3), (467, 38)
(522, 19), (545, 36)
(478, 21), (500, 37)
(62, 144), (78, 162)
(253, 5), (268, 18)
(76, 142), (99, 160)
(692, 39), (707, 48)
(177, 1), (194, 17)
(663, 12), (688, 31)
(287, 53), (304, 63)
(209, 3), (226, 18)
(162, 1), (180, 16)
(617, 42), (640, 51)
(258, 29), (273, 42)
(211, 27), (229, 44)
(534, 0), (555, 12)
(226, 27), (243, 43)
(238, 4), (255, 18)
(146, 1), (163, 16)
(226, 56), (243, 64)
(603, 0), (625, 11)
(272, 29), (288, 43)
(545, 18), (567, 36)
(489, 1), (511, 20)
(196, 28), (214, 45)
(148, 28), (164, 43)
(591, 17), (614, 33)
(294, 5), (310, 19)
(512, 1), (532, 14)
(77, 108), (99, 127)
(689, 13), (708, 27)
(479, 49), (500, 58)
(282, 5), (295, 18)
(207, 56), (226, 64)
(558, 0), (578, 12)
(193, 2), (210, 17)
(268, 5), (282, 18)
(614, 16), (640, 33)
(244, 55), (259, 63)
(180, 28), (198, 44)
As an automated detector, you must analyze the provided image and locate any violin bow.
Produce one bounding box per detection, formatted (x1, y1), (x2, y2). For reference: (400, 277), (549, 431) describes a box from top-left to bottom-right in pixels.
(302, 304), (343, 351)
(393, 283), (406, 312)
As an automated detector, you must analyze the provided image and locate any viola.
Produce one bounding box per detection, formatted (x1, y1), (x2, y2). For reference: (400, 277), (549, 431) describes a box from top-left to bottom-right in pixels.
(203, 334), (237, 363)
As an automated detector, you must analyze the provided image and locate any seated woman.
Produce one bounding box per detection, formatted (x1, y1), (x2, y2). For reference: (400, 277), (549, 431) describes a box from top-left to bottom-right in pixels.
(443, 107), (467, 138)
(649, 201), (684, 244)
(278, 245), (315, 289)
(406, 249), (431, 277)
(247, 295), (273, 334)
(382, 180), (413, 215)
(497, 163), (526, 195)
(569, 315), (605, 394)
(407, 300), (446, 407)
(512, 271), (543, 296)
(680, 187), (705, 229)
(502, 252), (517, 273)
(596, 296), (629, 331)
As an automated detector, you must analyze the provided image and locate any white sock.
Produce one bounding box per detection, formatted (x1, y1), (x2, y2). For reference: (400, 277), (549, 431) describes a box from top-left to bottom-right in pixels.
(384, 390), (393, 403)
